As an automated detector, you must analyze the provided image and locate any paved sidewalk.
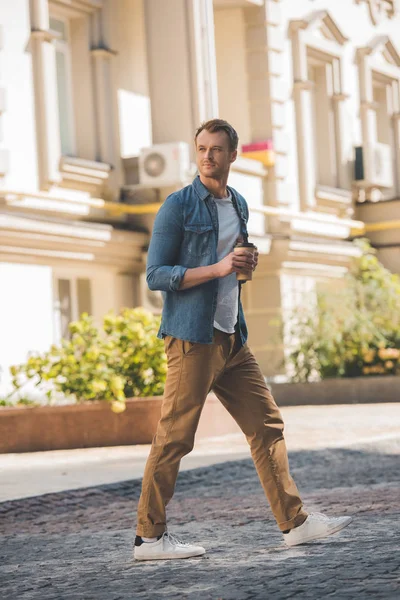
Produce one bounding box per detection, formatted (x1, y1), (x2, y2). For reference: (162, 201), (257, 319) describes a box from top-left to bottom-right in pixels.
(1, 403), (399, 501)
(1, 413), (399, 598)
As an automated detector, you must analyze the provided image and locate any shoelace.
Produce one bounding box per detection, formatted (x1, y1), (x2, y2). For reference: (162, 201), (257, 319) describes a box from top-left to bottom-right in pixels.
(309, 512), (330, 522)
(163, 532), (190, 547)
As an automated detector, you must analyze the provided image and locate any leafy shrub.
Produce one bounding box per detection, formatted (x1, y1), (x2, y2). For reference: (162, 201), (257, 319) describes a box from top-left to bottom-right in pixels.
(10, 308), (167, 412)
(0, 397), (39, 408)
(286, 240), (400, 381)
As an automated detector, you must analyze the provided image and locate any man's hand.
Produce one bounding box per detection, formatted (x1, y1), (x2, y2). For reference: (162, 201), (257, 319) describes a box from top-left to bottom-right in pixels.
(178, 248), (258, 290)
(216, 248), (257, 278)
(253, 249), (259, 271)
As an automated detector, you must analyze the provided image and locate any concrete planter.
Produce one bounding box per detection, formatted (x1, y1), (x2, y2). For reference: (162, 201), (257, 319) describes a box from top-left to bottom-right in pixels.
(0, 393), (240, 454)
(1, 376), (398, 454)
(270, 375), (400, 406)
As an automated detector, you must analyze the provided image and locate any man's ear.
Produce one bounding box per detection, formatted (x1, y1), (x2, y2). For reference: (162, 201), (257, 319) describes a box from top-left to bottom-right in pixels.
(230, 150), (238, 164)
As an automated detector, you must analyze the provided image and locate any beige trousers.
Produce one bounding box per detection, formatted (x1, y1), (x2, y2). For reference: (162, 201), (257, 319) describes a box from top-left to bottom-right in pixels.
(136, 329), (307, 537)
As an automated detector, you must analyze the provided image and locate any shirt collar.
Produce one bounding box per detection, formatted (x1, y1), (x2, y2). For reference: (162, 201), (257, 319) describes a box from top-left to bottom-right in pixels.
(192, 175), (245, 218)
(192, 175), (211, 201)
(193, 176), (236, 203)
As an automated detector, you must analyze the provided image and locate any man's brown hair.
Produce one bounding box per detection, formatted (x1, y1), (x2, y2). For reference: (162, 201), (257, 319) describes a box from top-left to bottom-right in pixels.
(195, 119), (239, 152)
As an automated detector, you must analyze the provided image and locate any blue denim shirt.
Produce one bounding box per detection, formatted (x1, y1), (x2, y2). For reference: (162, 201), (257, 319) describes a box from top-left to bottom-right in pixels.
(146, 176), (250, 345)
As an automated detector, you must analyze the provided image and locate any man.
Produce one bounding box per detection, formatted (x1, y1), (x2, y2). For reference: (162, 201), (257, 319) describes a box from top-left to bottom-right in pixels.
(134, 119), (351, 561)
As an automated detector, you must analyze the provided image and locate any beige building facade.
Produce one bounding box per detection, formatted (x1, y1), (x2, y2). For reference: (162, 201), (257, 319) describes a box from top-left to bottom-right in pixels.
(0, 0), (399, 391)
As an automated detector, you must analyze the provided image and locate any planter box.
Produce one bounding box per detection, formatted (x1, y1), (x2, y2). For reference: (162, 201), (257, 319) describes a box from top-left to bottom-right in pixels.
(1, 376), (398, 454)
(270, 376), (400, 406)
(0, 393), (241, 454)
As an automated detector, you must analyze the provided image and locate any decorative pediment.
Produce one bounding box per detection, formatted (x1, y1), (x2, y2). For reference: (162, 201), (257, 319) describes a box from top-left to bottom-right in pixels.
(289, 10), (348, 46)
(363, 35), (400, 67)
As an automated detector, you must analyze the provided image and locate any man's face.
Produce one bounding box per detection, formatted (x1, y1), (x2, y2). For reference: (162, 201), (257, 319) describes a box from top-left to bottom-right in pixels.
(195, 129), (237, 179)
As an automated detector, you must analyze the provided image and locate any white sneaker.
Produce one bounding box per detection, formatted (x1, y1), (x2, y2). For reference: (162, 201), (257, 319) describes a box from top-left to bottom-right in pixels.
(284, 513), (352, 547)
(134, 532), (206, 561)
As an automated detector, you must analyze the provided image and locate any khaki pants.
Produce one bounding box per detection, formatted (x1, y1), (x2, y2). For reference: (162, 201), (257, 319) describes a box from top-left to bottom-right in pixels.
(136, 329), (307, 537)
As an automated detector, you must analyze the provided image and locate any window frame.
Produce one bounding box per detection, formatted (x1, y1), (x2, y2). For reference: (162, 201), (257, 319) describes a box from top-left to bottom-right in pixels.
(356, 37), (400, 199)
(289, 11), (350, 211)
(49, 15), (77, 157)
(30, 0), (111, 190)
(307, 50), (342, 190)
(53, 273), (93, 342)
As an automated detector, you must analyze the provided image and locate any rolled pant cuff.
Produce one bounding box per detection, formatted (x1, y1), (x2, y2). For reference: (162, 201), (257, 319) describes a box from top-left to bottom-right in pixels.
(278, 510), (308, 532)
(136, 525), (166, 538)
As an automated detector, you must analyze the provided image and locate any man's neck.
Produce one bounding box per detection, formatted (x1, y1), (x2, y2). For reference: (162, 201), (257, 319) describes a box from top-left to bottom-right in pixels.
(199, 174), (229, 199)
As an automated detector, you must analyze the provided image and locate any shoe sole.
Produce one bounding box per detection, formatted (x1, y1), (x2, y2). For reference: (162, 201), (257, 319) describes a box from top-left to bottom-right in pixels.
(285, 517), (352, 547)
(134, 549), (206, 561)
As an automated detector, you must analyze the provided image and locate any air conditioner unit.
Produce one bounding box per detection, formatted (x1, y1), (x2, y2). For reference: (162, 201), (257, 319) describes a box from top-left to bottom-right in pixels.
(354, 143), (393, 188)
(139, 142), (191, 188)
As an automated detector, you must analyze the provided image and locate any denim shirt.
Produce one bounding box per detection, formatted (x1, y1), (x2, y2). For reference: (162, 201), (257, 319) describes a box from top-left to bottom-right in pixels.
(146, 176), (250, 345)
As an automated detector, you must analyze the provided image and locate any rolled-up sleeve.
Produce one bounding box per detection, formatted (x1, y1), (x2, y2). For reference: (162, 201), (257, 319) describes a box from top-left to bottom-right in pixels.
(146, 194), (188, 292)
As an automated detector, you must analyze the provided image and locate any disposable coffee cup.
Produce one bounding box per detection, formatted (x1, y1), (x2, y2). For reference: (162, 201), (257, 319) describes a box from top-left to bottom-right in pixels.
(233, 242), (257, 282)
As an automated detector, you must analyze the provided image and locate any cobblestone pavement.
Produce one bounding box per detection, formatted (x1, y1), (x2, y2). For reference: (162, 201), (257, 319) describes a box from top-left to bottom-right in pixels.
(3, 403), (399, 502)
(1, 437), (399, 600)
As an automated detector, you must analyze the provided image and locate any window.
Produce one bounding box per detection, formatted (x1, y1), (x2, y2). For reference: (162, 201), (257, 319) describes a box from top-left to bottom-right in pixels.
(372, 75), (393, 145)
(57, 279), (72, 339)
(356, 35), (400, 198)
(370, 73), (398, 192)
(289, 10), (349, 210)
(50, 17), (75, 156)
(307, 55), (340, 189)
(54, 277), (92, 340)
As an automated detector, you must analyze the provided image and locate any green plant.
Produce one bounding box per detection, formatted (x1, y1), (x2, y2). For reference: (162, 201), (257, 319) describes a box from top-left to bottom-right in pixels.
(0, 397), (40, 408)
(286, 239), (400, 381)
(10, 308), (167, 412)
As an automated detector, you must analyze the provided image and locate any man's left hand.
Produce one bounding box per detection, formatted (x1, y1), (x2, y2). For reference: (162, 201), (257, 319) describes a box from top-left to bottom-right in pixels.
(253, 250), (259, 271)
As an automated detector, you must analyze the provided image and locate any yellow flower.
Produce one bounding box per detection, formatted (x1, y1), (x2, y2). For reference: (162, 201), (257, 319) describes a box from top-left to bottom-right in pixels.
(378, 348), (399, 360)
(369, 365), (385, 374)
(385, 361), (394, 370)
(362, 350), (375, 364)
(111, 400), (126, 413)
(91, 380), (107, 394)
(86, 347), (100, 361)
(110, 375), (125, 395)
(69, 321), (83, 334)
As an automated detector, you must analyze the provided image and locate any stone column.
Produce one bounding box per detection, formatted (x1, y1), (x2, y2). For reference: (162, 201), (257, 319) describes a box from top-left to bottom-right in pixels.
(91, 47), (115, 165)
(29, 0), (61, 188)
(289, 18), (318, 211)
(0, 24), (9, 177)
(356, 47), (377, 197)
(244, 0), (290, 211)
(89, 0), (122, 199)
(90, 2), (117, 167)
(144, 0), (218, 154)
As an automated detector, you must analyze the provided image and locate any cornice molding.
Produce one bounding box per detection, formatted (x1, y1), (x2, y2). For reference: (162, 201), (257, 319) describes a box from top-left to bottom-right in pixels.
(90, 47), (118, 59)
(30, 28), (61, 43)
(0, 211), (148, 269)
(49, 0), (103, 16)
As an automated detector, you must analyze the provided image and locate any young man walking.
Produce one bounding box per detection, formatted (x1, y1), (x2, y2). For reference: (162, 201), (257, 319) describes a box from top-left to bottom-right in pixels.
(134, 119), (351, 560)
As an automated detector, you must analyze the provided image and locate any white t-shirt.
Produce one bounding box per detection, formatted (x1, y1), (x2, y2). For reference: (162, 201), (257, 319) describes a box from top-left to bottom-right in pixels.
(213, 192), (241, 334)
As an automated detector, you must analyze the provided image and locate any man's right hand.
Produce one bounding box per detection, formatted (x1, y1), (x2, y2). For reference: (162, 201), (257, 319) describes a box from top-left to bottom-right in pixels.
(216, 249), (256, 278)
